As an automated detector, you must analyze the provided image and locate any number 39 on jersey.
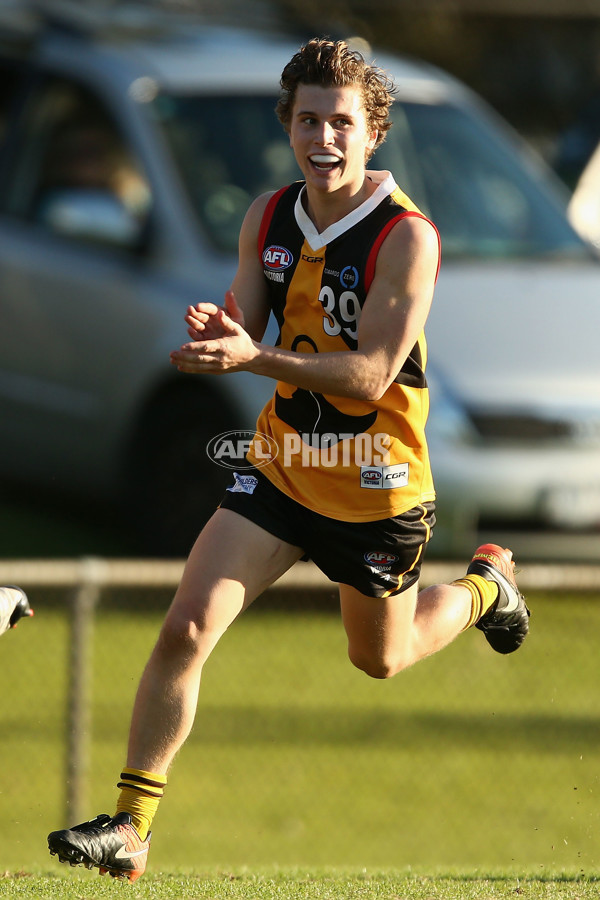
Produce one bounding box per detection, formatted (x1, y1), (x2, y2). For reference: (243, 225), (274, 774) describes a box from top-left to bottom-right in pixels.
(319, 285), (360, 342)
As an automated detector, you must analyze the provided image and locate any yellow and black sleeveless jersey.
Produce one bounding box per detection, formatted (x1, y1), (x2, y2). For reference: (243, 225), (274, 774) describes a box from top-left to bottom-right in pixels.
(246, 170), (440, 522)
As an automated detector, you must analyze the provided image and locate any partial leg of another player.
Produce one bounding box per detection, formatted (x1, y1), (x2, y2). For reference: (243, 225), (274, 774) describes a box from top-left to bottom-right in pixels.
(0, 585), (33, 636)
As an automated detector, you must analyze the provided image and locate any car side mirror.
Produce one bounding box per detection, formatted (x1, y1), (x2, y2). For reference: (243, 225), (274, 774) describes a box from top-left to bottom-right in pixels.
(37, 188), (144, 250)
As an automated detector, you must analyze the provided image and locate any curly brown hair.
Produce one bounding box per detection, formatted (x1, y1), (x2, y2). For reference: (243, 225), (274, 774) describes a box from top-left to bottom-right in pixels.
(276, 38), (396, 158)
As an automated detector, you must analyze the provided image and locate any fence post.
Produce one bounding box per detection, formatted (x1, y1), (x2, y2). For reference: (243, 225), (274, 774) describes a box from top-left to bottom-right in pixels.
(65, 558), (105, 826)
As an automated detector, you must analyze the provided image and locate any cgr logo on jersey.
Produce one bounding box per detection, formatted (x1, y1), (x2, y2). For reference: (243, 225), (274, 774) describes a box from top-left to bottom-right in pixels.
(360, 463), (409, 489)
(263, 245), (293, 270)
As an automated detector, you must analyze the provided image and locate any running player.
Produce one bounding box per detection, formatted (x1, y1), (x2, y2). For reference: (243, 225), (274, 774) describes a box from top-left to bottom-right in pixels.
(48, 37), (529, 882)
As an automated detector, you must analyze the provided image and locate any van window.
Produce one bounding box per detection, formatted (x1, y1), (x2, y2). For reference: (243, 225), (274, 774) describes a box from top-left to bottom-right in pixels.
(153, 93), (297, 253)
(6, 78), (152, 250)
(154, 91), (586, 259)
(375, 100), (587, 259)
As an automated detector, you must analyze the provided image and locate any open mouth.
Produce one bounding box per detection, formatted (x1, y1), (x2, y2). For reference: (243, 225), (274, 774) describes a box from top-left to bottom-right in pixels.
(309, 154), (342, 171)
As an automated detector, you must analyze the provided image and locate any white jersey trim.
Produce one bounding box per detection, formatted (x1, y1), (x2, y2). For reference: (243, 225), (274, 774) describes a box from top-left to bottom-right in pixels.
(294, 170), (398, 251)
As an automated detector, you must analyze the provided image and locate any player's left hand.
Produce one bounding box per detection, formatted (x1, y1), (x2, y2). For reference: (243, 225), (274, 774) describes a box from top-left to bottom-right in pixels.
(170, 305), (258, 375)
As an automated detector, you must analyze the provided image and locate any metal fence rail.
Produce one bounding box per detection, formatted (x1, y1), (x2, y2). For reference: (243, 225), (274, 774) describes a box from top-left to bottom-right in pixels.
(2, 557), (600, 591)
(1, 558), (599, 870)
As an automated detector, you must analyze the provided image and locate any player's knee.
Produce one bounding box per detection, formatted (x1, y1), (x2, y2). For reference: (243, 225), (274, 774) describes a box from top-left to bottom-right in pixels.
(156, 607), (210, 660)
(347, 646), (407, 679)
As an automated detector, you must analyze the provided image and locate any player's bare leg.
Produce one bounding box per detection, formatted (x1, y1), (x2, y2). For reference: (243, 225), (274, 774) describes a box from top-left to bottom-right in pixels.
(126, 508), (303, 774)
(48, 509), (303, 880)
(340, 543), (529, 678)
(339, 580), (472, 679)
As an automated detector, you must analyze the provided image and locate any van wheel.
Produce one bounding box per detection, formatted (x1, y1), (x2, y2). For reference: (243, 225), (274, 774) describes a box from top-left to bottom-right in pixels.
(125, 387), (235, 557)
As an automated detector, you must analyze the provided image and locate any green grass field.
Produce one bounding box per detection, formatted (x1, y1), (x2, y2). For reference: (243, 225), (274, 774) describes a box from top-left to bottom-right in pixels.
(1, 588), (599, 898)
(1, 871), (599, 900)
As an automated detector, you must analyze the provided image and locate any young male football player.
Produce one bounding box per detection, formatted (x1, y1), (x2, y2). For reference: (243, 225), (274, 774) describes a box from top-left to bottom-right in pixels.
(48, 37), (529, 882)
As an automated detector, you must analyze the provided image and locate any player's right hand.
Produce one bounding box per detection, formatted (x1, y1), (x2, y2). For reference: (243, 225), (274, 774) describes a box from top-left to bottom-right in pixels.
(185, 290), (245, 340)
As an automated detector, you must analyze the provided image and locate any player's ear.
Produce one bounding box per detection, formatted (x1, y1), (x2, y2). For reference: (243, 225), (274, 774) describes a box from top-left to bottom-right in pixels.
(367, 129), (378, 153)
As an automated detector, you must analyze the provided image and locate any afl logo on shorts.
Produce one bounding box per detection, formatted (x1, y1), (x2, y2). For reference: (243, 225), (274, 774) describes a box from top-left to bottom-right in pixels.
(364, 551), (399, 566)
(263, 245), (293, 270)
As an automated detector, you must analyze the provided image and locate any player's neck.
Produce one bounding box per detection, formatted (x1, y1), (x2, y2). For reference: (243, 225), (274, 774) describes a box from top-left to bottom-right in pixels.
(303, 175), (376, 234)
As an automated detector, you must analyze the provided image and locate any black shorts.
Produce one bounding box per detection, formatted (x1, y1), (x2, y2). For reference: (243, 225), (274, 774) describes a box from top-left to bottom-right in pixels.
(219, 467), (435, 598)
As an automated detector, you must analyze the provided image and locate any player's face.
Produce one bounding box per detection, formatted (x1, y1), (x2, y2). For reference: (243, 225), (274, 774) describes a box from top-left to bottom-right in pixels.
(288, 83), (378, 195)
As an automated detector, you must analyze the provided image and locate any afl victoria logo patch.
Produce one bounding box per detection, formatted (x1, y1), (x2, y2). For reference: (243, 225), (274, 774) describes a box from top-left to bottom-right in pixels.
(263, 245), (293, 270)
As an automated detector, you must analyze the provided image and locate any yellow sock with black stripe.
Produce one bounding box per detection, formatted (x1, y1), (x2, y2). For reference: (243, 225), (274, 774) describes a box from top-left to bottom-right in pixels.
(453, 574), (499, 631)
(115, 768), (167, 840)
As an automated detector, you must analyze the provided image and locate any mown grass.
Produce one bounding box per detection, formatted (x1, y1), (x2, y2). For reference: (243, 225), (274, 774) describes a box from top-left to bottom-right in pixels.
(1, 870), (600, 900)
(1, 589), (599, 880)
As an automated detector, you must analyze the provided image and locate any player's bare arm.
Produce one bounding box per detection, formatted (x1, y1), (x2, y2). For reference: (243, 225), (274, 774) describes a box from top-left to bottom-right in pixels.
(172, 213), (439, 401)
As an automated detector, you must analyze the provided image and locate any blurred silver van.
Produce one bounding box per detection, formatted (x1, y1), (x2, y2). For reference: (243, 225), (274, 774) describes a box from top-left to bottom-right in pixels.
(1, 16), (599, 555)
